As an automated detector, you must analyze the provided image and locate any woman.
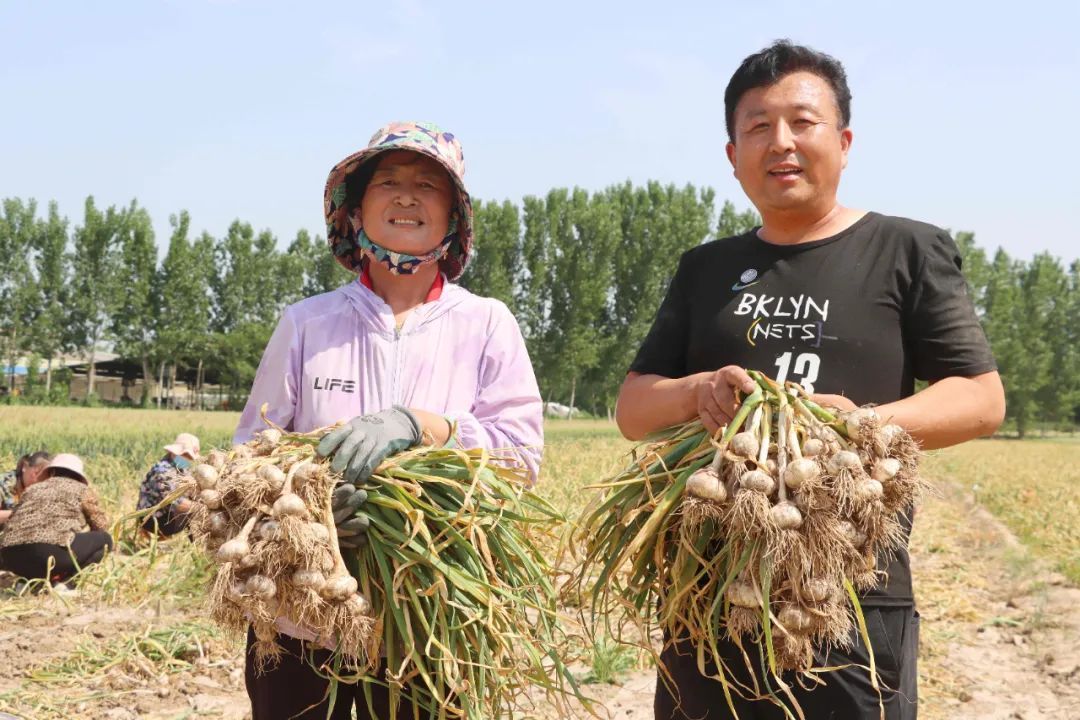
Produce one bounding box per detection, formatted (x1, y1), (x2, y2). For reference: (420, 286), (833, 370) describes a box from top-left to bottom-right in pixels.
(234, 121), (543, 720)
(0, 451), (51, 528)
(137, 432), (200, 537)
(0, 454), (113, 586)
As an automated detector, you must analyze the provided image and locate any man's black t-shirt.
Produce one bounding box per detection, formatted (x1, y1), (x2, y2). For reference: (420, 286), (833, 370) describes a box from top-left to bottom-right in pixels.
(629, 212), (996, 606)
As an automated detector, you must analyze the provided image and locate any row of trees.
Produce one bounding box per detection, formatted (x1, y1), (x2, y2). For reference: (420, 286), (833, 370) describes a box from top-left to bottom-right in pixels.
(1, 191), (1077, 433)
(0, 197), (352, 406)
(953, 234), (1080, 435)
(458, 185), (760, 415)
(457, 194), (1080, 433)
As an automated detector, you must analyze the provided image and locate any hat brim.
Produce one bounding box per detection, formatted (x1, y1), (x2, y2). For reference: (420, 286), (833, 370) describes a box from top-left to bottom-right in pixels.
(164, 444), (198, 459)
(45, 463), (87, 484)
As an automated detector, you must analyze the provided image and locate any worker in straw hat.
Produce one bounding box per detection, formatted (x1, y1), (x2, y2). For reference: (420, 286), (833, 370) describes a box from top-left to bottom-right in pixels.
(234, 121), (542, 719)
(0, 453), (112, 586)
(137, 432), (200, 537)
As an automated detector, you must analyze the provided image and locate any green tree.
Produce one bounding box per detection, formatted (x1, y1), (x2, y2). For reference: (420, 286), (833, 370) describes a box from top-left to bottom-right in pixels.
(189, 230), (219, 408)
(68, 196), (123, 399)
(209, 322), (275, 410)
(582, 182), (715, 416)
(953, 231), (991, 317)
(983, 250), (1048, 437)
(1026, 253), (1072, 428)
(251, 229), (286, 324)
(716, 199), (760, 238)
(209, 221), (280, 400)
(285, 229), (354, 299)
(1065, 261), (1080, 425)
(156, 212), (214, 408)
(305, 234), (354, 295)
(28, 202), (70, 394)
(459, 200), (521, 311)
(540, 188), (618, 414)
(282, 230), (316, 304)
(109, 201), (159, 405)
(0, 198), (39, 394)
(517, 194), (553, 383)
(211, 220), (257, 334)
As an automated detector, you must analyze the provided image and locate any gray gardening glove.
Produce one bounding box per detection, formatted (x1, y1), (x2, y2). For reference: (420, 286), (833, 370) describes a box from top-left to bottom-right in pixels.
(317, 406), (423, 485)
(331, 483), (370, 550)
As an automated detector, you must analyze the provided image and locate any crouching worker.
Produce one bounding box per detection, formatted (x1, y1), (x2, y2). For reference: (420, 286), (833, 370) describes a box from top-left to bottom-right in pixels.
(137, 432), (200, 537)
(0, 454), (113, 585)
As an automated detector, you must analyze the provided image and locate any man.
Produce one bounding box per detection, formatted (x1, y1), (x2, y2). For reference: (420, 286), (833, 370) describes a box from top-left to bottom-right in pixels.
(617, 41), (1005, 720)
(0, 452), (51, 528)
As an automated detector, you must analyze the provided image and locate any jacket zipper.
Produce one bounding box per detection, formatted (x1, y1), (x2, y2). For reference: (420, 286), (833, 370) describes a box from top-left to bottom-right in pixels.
(390, 326), (403, 405)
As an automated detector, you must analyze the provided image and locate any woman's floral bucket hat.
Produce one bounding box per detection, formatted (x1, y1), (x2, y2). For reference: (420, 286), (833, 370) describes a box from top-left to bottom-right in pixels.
(323, 121), (473, 280)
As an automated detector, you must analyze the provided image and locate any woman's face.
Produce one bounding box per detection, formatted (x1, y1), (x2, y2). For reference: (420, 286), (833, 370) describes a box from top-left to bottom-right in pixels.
(360, 150), (454, 257)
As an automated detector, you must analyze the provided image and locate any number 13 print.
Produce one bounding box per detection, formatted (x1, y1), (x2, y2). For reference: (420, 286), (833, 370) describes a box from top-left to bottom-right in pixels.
(774, 352), (821, 394)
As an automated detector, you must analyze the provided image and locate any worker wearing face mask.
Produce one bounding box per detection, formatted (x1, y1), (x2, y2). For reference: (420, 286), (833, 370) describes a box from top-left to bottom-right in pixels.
(137, 432), (200, 537)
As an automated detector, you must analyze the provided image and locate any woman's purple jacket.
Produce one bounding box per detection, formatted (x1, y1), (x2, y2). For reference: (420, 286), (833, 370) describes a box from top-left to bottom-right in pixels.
(234, 278), (544, 482)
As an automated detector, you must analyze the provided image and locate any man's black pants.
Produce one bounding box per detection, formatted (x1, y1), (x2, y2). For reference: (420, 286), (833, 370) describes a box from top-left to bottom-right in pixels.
(655, 606), (919, 720)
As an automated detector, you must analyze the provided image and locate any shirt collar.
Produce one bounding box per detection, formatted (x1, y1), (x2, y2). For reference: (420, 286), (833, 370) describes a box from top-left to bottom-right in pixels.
(359, 266), (444, 303)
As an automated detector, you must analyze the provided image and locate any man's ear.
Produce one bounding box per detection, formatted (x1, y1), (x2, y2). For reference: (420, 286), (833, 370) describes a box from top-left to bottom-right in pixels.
(840, 128), (853, 169)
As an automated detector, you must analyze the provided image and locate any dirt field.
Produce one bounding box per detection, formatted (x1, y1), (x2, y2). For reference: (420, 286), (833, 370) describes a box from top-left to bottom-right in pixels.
(3, 475), (1077, 719)
(1, 412), (1078, 719)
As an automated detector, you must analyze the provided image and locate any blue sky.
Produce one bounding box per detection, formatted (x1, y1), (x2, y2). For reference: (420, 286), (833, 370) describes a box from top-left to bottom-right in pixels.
(2, 1), (1077, 262)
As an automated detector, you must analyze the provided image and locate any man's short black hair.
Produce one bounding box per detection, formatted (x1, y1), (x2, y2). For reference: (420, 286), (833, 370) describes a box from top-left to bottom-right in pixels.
(724, 40), (852, 142)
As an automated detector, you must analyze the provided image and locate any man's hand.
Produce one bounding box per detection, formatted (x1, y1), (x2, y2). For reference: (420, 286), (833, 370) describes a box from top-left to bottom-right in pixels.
(697, 366), (758, 436)
(331, 483), (370, 549)
(810, 393), (858, 413)
(316, 406), (423, 484)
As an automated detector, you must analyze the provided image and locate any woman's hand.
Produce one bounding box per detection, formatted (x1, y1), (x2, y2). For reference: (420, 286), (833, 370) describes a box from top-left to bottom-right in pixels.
(317, 406), (423, 484)
(330, 483), (370, 549)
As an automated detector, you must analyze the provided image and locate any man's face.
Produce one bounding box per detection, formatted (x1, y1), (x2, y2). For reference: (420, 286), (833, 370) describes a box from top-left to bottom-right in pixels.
(726, 71), (852, 218)
(360, 150), (454, 257)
